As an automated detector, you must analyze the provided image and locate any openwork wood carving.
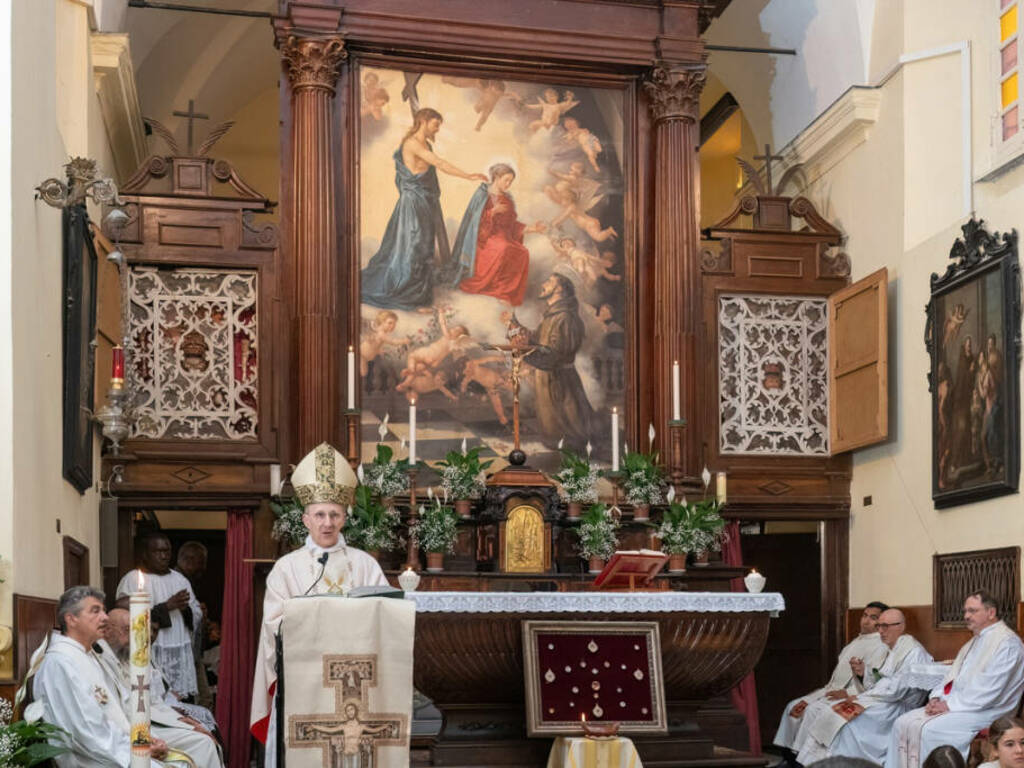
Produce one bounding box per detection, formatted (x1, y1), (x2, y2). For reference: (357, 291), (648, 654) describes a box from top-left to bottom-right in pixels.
(933, 546), (1020, 628)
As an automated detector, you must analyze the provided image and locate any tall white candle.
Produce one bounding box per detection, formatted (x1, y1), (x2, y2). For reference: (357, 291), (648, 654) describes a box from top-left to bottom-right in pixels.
(347, 345), (356, 410)
(129, 573), (152, 768)
(409, 399), (417, 464)
(672, 360), (681, 421)
(716, 471), (727, 504)
(611, 407), (620, 472)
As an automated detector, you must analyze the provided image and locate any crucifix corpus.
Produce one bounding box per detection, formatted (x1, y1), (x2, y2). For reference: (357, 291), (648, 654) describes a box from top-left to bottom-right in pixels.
(482, 342), (536, 465)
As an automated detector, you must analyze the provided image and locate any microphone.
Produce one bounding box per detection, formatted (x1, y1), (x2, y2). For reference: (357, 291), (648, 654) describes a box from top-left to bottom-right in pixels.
(304, 552), (330, 596)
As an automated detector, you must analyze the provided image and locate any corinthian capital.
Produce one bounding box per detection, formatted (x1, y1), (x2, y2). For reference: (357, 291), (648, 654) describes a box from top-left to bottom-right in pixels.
(279, 35), (347, 93)
(642, 63), (707, 124)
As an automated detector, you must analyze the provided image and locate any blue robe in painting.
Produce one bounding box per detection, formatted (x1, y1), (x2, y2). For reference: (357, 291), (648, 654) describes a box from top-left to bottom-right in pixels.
(447, 183), (489, 287)
(361, 147), (450, 310)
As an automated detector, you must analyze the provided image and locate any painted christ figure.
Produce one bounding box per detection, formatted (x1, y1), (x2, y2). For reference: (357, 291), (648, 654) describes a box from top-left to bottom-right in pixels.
(449, 163), (546, 306)
(361, 108), (487, 311)
(503, 273), (595, 449)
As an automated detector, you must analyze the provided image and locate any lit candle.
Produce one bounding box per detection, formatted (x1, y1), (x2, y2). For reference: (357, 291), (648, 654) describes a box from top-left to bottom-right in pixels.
(269, 464), (281, 497)
(611, 407), (620, 472)
(409, 399), (417, 464)
(112, 345), (125, 386)
(129, 572), (151, 768)
(672, 360), (681, 421)
(347, 345), (356, 410)
(716, 471), (727, 504)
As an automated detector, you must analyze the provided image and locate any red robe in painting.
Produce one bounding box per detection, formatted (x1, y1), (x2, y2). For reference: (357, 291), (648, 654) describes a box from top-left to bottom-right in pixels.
(458, 193), (530, 306)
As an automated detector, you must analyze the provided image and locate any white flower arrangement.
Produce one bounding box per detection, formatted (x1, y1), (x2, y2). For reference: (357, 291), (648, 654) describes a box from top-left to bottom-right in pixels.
(270, 496), (307, 547)
(411, 501), (459, 554)
(554, 447), (601, 504)
(576, 503), (620, 560)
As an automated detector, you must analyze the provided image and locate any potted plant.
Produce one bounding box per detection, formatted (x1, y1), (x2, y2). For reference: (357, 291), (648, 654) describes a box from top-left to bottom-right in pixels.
(687, 498), (726, 566)
(621, 450), (665, 520)
(412, 500), (459, 572)
(554, 447), (601, 518)
(656, 491), (700, 573)
(3, 699), (70, 766)
(575, 503), (619, 573)
(438, 442), (493, 518)
(270, 495), (307, 550)
(361, 443), (411, 510)
(346, 485), (402, 559)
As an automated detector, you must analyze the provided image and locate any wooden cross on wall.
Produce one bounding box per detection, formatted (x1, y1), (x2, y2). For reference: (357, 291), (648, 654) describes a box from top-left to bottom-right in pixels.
(172, 99), (209, 155)
(754, 143), (785, 195)
(289, 654), (408, 766)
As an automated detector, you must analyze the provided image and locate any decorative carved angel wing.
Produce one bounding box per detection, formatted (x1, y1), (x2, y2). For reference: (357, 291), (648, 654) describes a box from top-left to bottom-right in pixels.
(197, 121), (235, 157)
(143, 117), (179, 155)
(734, 156), (766, 196)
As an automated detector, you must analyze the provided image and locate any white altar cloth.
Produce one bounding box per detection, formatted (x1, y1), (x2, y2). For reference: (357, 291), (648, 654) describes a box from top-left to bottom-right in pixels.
(405, 591), (785, 615)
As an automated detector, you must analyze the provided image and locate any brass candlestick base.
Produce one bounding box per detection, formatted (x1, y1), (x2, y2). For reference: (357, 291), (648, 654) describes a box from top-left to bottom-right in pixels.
(667, 418), (687, 493)
(344, 409), (360, 469)
(405, 467), (420, 570)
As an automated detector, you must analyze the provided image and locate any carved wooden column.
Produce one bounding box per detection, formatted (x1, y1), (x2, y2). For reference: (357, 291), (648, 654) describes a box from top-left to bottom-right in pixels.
(643, 62), (706, 479)
(278, 33), (347, 453)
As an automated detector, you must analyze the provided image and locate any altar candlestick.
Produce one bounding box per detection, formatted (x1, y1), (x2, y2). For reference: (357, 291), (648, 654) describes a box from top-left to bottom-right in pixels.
(611, 407), (620, 472)
(672, 360), (681, 421)
(409, 399), (417, 464)
(112, 345), (125, 386)
(347, 345), (356, 410)
(716, 471), (727, 505)
(269, 464), (281, 497)
(129, 572), (152, 768)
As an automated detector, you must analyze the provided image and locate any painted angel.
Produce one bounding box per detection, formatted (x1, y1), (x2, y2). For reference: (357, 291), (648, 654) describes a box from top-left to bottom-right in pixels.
(562, 117), (602, 171)
(524, 88), (579, 132)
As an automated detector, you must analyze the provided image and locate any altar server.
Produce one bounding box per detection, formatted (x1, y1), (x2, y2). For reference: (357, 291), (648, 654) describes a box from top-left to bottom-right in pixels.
(796, 608), (932, 764)
(888, 591), (1024, 768)
(774, 602), (889, 759)
(250, 442), (388, 766)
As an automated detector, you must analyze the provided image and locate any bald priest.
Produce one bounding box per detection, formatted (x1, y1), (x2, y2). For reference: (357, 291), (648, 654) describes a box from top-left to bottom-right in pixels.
(773, 601), (891, 761)
(250, 443), (388, 766)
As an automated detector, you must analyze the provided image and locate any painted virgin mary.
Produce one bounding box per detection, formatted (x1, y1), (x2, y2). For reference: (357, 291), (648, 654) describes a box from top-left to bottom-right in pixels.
(448, 163), (546, 306)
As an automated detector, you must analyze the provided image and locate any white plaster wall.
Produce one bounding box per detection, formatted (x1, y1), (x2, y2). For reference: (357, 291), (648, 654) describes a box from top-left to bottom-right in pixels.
(0, 0), (14, 626)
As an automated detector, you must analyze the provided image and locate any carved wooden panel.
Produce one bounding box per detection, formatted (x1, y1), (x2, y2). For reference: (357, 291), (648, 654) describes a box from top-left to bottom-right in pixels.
(62, 536), (90, 590)
(933, 546), (1021, 628)
(14, 595), (57, 683)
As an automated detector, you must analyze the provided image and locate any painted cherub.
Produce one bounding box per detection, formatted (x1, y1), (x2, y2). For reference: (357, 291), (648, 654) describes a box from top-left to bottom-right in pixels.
(562, 117), (602, 171)
(360, 310), (403, 377)
(360, 72), (390, 121)
(524, 88), (579, 133)
(461, 355), (511, 425)
(441, 76), (520, 131)
(396, 367), (458, 403)
(400, 308), (473, 381)
(550, 190), (618, 243)
(544, 161), (602, 209)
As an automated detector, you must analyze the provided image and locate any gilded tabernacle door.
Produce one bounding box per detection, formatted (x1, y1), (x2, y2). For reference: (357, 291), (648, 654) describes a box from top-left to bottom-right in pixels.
(355, 65), (629, 476)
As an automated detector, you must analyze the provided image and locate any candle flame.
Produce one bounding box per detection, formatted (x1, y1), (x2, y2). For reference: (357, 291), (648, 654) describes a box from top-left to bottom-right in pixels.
(674, 359), (679, 366)
(612, 406), (617, 414)
(137, 571), (145, 591)
(349, 345), (354, 353)
(410, 398), (416, 406)
(581, 713), (586, 723)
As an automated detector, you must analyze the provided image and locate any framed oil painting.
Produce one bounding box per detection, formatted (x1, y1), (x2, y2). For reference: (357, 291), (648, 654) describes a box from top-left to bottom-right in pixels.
(356, 66), (628, 476)
(926, 218), (1021, 509)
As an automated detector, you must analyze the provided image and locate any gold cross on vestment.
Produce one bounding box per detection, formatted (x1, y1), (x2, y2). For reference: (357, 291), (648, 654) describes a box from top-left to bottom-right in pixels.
(172, 99), (209, 155)
(754, 143), (785, 194)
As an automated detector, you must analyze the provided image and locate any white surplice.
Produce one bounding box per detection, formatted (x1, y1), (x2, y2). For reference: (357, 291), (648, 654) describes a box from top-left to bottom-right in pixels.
(795, 634), (932, 764)
(116, 569), (202, 698)
(250, 534), (388, 767)
(887, 621), (1024, 768)
(92, 638), (223, 768)
(32, 632), (162, 768)
(773, 632), (888, 749)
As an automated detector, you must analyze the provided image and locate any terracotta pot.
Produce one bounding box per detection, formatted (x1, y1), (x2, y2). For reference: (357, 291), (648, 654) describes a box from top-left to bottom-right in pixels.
(368, 549), (380, 561)
(455, 499), (473, 518)
(668, 553), (688, 573)
(426, 551), (445, 572)
(588, 556), (605, 573)
(633, 504), (650, 521)
(567, 502), (582, 519)
(694, 550), (710, 567)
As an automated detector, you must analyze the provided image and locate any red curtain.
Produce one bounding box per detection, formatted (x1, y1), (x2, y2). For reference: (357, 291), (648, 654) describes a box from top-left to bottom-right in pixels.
(723, 520), (762, 754)
(216, 509), (256, 767)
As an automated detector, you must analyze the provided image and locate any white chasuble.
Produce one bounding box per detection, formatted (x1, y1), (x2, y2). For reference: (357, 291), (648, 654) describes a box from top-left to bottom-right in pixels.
(251, 534), (388, 749)
(773, 632), (887, 750)
(282, 596), (414, 768)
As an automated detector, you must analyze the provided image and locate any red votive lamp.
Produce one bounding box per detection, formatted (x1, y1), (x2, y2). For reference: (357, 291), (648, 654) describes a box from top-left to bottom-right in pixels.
(111, 344), (125, 387)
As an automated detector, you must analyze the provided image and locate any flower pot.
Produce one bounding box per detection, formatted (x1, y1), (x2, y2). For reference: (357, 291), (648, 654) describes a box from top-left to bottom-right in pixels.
(694, 550), (710, 567)
(588, 556), (605, 573)
(633, 504), (650, 521)
(567, 502), (582, 519)
(455, 499), (473, 519)
(426, 552), (445, 572)
(368, 549), (380, 561)
(668, 553), (687, 573)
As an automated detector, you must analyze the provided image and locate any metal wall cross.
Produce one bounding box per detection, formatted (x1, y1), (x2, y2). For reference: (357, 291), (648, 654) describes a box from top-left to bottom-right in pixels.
(172, 99), (209, 155)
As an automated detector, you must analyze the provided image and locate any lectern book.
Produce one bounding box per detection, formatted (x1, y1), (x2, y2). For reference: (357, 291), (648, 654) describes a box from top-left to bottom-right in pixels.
(592, 550), (669, 590)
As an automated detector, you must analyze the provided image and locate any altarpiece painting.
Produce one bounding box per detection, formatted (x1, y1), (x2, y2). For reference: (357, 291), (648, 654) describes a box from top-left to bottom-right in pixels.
(926, 218), (1021, 509)
(357, 66), (627, 475)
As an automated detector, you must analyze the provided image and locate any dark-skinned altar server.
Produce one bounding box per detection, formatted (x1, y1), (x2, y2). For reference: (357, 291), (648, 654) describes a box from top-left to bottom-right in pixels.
(250, 443), (388, 766)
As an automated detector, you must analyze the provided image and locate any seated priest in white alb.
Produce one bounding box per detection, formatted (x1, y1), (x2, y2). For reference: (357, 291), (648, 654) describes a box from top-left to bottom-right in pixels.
(774, 601), (890, 761)
(29, 586), (173, 767)
(795, 608), (933, 765)
(250, 442), (389, 766)
(94, 608), (224, 768)
(889, 591), (1024, 768)
(116, 532), (202, 702)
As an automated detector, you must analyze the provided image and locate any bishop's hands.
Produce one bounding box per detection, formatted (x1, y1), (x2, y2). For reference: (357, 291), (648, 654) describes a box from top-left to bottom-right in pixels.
(150, 738), (169, 760)
(849, 656), (866, 677)
(825, 689), (851, 701)
(924, 698), (950, 716)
